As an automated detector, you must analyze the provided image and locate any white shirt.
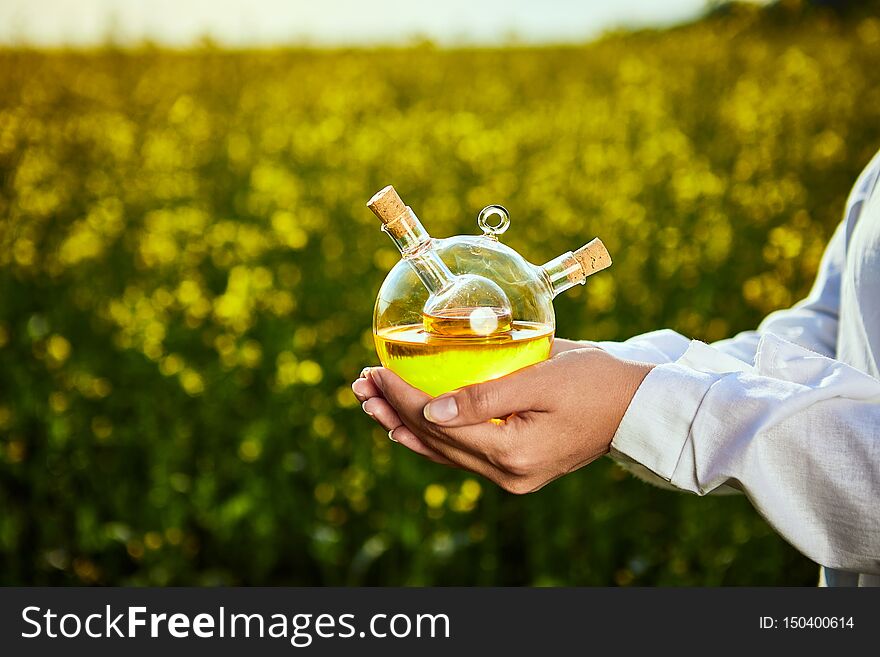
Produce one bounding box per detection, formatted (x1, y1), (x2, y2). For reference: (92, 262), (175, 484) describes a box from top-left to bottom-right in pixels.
(595, 152), (880, 586)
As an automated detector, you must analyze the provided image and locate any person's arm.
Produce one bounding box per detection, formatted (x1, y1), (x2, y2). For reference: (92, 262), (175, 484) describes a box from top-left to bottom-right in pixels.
(610, 332), (880, 573)
(584, 218), (848, 491)
(605, 154), (880, 570)
(570, 153), (879, 489)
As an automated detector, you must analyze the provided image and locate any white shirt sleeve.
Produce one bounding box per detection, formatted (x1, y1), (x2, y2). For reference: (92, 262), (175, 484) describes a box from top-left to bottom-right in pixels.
(597, 159), (880, 573)
(585, 218), (847, 493)
(610, 334), (880, 574)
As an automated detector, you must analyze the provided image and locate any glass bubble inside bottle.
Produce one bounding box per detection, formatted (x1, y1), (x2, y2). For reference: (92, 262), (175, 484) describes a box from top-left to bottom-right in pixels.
(369, 186), (611, 397)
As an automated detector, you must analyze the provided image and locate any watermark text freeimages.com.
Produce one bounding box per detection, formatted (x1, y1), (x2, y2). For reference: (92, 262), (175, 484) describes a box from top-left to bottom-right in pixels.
(21, 605), (451, 647)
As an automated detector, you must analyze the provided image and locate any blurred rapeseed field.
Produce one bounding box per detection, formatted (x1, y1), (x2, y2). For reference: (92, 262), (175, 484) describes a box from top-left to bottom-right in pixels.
(2, 2), (880, 585)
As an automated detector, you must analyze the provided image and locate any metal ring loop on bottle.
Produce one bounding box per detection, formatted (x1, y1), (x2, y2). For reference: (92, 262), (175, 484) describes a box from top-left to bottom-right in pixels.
(477, 205), (510, 236)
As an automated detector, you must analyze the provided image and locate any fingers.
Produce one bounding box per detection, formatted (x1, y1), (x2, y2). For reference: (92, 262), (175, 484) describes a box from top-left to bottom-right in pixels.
(351, 377), (379, 401)
(351, 367), (383, 402)
(361, 392), (457, 466)
(361, 396), (403, 434)
(368, 367), (512, 472)
(357, 366), (548, 488)
(422, 362), (554, 428)
(367, 367), (490, 450)
(388, 425), (458, 467)
(415, 428), (515, 484)
(355, 374), (455, 467)
(367, 367), (433, 426)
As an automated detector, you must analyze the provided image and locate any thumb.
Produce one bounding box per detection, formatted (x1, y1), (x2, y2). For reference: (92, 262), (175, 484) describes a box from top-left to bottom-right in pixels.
(423, 364), (551, 427)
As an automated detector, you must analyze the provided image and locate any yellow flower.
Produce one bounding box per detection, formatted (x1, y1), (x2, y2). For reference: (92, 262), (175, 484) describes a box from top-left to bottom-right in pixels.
(46, 335), (71, 363)
(424, 484), (448, 509)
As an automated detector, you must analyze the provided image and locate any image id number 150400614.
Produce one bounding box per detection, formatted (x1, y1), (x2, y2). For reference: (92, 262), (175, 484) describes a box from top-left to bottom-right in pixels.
(759, 617), (855, 629)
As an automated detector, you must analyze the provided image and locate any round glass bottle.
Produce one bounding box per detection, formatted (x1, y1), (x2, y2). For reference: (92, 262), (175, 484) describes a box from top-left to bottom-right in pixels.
(368, 186), (611, 397)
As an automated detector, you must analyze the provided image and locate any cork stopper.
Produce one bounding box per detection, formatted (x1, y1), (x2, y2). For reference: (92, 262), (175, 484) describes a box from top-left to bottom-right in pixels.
(367, 185), (409, 224)
(366, 184), (429, 252)
(569, 238), (612, 284)
(367, 185), (421, 242)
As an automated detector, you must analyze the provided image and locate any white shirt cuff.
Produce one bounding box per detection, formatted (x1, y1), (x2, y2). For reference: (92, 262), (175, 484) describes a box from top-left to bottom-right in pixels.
(610, 363), (721, 481)
(591, 329), (692, 365)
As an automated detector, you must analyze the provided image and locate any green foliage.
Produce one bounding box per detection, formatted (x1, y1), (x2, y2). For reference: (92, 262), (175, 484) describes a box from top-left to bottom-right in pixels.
(2, 6), (880, 585)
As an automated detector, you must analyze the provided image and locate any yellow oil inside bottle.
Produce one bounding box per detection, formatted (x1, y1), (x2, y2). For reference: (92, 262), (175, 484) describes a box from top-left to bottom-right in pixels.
(375, 320), (553, 397)
(422, 306), (513, 336)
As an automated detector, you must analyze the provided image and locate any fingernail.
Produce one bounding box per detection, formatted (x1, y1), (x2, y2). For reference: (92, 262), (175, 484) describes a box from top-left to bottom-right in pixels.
(424, 396), (458, 423)
(352, 378), (368, 397)
(360, 367), (371, 379)
(387, 428), (398, 443)
(361, 401), (374, 417)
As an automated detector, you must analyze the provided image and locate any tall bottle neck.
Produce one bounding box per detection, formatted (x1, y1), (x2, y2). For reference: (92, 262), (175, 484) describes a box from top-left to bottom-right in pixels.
(382, 208), (455, 294)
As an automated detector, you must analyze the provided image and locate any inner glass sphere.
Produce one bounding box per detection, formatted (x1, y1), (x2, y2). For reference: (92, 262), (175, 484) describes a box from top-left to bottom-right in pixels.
(422, 272), (512, 337)
(374, 235), (555, 396)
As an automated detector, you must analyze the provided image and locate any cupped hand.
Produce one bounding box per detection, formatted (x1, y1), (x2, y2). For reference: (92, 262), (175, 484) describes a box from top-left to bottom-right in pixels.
(349, 338), (587, 466)
(350, 343), (653, 494)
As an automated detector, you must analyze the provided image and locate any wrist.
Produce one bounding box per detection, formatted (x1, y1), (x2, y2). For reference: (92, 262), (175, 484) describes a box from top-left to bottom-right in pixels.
(551, 337), (596, 356)
(608, 358), (654, 446)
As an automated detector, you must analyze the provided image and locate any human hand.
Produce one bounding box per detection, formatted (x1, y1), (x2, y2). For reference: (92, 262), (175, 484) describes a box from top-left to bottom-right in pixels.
(350, 347), (653, 494)
(550, 337), (594, 356)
